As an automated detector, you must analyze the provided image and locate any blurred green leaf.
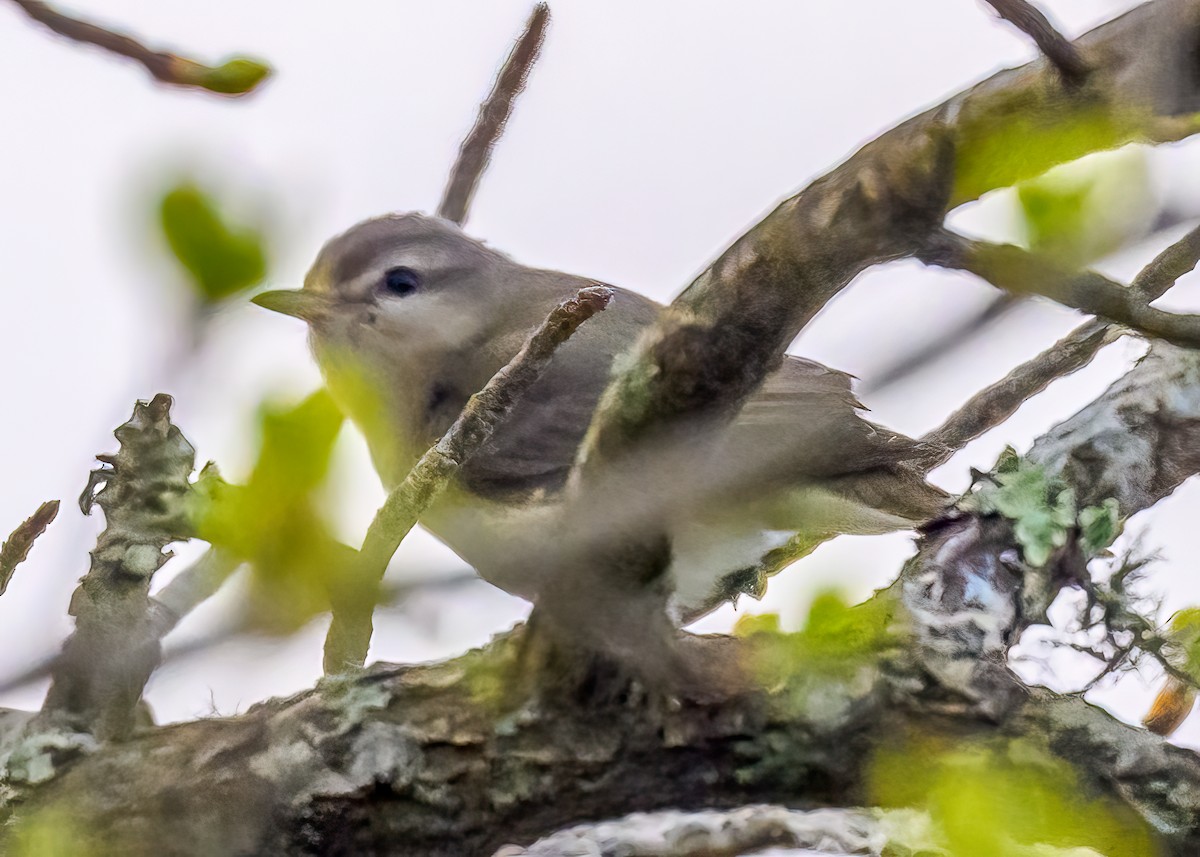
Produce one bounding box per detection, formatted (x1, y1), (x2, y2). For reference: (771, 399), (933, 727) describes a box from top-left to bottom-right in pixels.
(11, 808), (96, 857)
(738, 590), (898, 685)
(158, 181), (268, 303)
(192, 57), (272, 95)
(1017, 148), (1153, 266)
(951, 81), (1157, 206)
(1166, 608), (1200, 684)
(195, 389), (351, 633)
(870, 737), (1153, 857)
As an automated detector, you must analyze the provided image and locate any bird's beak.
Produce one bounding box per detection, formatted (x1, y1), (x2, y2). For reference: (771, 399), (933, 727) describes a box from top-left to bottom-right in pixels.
(251, 289), (335, 324)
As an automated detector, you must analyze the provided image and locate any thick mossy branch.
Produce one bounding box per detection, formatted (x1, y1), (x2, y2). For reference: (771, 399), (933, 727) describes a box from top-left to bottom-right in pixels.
(39, 395), (197, 741)
(9, 318), (1200, 854)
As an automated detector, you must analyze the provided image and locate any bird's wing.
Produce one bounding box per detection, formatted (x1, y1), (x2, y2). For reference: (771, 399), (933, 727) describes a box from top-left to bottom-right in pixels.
(458, 284), (660, 500)
(460, 290), (945, 521)
(727, 355), (949, 521)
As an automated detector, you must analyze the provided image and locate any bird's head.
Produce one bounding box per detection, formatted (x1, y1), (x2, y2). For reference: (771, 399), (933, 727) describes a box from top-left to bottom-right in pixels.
(254, 212), (511, 368)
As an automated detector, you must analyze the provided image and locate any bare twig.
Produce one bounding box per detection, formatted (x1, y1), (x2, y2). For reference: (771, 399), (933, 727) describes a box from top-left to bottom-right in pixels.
(981, 0), (1090, 85)
(0, 501), (59, 597)
(922, 223), (1200, 460)
(860, 294), (1019, 394)
(322, 286), (613, 673)
(921, 319), (1120, 463)
(437, 3), (550, 225)
(919, 230), (1200, 348)
(9, 0), (270, 96)
(147, 548), (242, 640)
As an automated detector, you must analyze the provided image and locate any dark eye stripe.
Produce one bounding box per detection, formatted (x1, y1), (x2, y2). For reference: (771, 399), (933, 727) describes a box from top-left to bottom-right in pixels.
(382, 266), (422, 297)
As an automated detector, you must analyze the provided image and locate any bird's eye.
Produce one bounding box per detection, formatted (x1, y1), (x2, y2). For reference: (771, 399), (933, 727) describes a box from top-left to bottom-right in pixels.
(381, 266), (422, 297)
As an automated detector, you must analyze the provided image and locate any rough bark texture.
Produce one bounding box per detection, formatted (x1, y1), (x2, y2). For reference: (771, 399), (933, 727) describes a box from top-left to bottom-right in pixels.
(0, 342), (1196, 856)
(7, 3), (1200, 856)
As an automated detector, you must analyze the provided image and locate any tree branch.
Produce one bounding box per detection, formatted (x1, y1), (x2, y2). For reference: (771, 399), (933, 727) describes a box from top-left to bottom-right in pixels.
(38, 395), (197, 741)
(11, 285), (1200, 855)
(0, 501), (58, 598)
(322, 286), (613, 674)
(919, 230), (1200, 348)
(8, 0), (270, 96)
(981, 0), (1090, 86)
(551, 0), (1200, 666)
(921, 222), (1200, 461)
(436, 3), (550, 225)
(499, 806), (940, 857)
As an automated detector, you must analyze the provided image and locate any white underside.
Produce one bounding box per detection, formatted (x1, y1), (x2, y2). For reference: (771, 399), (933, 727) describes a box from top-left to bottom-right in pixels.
(422, 484), (914, 622)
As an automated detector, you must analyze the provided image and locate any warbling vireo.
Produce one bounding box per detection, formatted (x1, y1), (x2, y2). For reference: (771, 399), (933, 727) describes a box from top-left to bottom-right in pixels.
(254, 213), (948, 621)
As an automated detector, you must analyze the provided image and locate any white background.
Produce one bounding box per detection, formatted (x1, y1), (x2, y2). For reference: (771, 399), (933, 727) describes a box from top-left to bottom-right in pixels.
(3, 0), (1200, 750)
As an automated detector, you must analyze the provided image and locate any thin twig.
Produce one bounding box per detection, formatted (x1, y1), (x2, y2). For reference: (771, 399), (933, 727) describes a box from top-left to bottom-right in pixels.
(920, 230), (1200, 347)
(860, 294), (1019, 394)
(9, 0), (270, 96)
(921, 224), (1200, 460)
(147, 548), (242, 640)
(437, 3), (550, 225)
(322, 285), (613, 674)
(0, 500), (59, 597)
(981, 0), (1090, 86)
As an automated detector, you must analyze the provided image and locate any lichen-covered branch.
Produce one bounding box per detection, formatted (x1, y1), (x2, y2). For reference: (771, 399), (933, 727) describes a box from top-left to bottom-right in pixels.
(436, 3), (550, 225)
(0, 501), (58, 597)
(38, 395), (197, 741)
(322, 286), (613, 674)
(499, 806), (941, 857)
(8, 319), (1200, 855)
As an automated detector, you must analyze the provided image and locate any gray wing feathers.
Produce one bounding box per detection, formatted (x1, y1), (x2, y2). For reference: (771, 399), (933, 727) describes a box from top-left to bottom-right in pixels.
(459, 289), (945, 523)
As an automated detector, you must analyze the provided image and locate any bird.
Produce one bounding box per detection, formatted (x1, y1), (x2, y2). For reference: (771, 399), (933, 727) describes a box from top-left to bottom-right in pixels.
(253, 212), (949, 623)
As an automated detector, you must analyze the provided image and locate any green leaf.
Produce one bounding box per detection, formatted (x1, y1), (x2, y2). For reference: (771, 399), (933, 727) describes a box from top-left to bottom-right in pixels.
(195, 389), (351, 633)
(741, 590), (898, 689)
(195, 57), (272, 95)
(871, 737), (1154, 857)
(950, 80), (1156, 206)
(158, 181), (268, 303)
(1166, 608), (1200, 684)
(1017, 148), (1152, 266)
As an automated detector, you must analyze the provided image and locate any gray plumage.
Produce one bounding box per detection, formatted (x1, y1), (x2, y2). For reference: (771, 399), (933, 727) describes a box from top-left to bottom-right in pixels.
(257, 213), (948, 621)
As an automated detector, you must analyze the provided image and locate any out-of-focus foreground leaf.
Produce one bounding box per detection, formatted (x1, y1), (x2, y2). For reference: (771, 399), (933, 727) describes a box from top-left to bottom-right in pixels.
(870, 737), (1154, 856)
(1018, 148), (1154, 266)
(735, 590), (899, 719)
(194, 389), (350, 633)
(158, 181), (268, 303)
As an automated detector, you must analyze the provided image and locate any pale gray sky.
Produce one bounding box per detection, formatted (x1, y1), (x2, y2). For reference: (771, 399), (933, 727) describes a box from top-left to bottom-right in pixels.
(4, 0), (1199, 746)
